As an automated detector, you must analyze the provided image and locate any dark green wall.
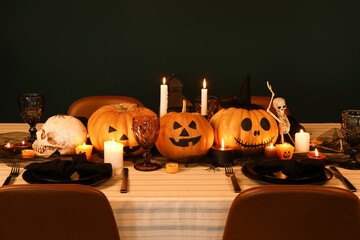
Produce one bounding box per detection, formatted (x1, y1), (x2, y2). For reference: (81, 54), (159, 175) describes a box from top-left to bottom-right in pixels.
(1, 0), (359, 123)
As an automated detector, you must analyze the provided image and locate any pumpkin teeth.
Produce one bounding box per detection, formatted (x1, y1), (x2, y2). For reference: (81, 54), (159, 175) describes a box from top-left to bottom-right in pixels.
(234, 136), (274, 149)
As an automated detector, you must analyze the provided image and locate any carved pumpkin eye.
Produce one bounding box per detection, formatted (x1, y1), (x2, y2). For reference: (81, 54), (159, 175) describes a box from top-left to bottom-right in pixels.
(120, 134), (128, 140)
(108, 126), (117, 133)
(241, 118), (252, 131)
(260, 118), (270, 131)
(173, 121), (182, 129)
(188, 121), (197, 129)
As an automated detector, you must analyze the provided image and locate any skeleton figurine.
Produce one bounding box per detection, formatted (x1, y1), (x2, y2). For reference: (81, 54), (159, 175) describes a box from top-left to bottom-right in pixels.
(266, 81), (294, 144)
(32, 115), (87, 157)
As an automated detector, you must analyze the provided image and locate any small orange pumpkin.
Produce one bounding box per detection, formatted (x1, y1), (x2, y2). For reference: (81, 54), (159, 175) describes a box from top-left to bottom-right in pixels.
(210, 107), (278, 155)
(88, 103), (156, 156)
(156, 100), (214, 162)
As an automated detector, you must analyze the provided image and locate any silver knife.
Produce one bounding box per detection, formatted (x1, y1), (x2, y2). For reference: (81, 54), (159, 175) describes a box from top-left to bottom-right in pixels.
(120, 168), (128, 193)
(330, 166), (357, 192)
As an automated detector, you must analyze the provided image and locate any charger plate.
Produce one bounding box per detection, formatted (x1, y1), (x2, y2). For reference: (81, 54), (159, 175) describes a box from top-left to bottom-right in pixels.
(22, 170), (113, 186)
(242, 162), (333, 185)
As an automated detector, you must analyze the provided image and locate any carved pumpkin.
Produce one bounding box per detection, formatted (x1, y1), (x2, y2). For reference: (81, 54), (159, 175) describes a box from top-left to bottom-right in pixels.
(88, 103), (156, 156)
(210, 107), (278, 155)
(156, 100), (214, 162)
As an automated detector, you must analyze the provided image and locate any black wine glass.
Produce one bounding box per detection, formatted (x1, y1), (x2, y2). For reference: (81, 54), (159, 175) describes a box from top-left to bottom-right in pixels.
(339, 110), (360, 169)
(132, 115), (160, 171)
(18, 93), (45, 143)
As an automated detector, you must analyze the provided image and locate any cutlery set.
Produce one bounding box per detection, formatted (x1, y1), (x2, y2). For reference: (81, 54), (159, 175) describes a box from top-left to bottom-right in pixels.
(1, 163), (357, 194)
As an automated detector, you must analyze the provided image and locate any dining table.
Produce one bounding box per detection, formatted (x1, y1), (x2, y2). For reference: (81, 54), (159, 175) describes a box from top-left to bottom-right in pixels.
(1, 123), (360, 240)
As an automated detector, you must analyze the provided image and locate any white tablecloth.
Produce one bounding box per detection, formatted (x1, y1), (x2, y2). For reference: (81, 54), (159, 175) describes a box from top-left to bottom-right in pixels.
(2, 123), (359, 240)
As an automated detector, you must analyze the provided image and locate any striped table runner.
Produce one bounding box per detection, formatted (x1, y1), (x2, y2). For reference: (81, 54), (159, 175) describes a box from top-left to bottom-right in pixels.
(1, 123), (359, 240)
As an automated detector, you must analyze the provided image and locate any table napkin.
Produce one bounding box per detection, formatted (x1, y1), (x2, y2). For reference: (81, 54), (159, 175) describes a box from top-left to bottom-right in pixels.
(252, 158), (324, 179)
(25, 153), (112, 178)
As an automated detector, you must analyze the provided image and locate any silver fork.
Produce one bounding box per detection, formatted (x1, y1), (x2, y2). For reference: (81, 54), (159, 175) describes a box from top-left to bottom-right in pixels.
(225, 164), (241, 193)
(3, 163), (20, 186)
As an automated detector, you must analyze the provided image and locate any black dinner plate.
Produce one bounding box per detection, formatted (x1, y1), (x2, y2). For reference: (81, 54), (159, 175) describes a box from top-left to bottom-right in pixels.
(22, 170), (114, 186)
(242, 165), (333, 185)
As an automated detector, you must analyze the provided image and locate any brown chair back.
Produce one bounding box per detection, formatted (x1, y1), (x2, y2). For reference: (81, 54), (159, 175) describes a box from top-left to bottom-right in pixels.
(0, 184), (120, 240)
(223, 185), (360, 240)
(67, 96), (142, 119)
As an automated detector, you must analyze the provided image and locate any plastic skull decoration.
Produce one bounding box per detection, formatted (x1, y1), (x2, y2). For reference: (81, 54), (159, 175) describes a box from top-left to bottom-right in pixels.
(32, 115), (87, 157)
(273, 97), (287, 117)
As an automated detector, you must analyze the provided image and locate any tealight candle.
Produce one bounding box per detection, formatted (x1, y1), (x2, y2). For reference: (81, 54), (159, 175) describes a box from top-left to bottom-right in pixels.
(22, 149), (35, 159)
(166, 162), (179, 173)
(1, 143), (14, 152)
(104, 139), (124, 169)
(159, 77), (168, 118)
(264, 143), (278, 159)
(211, 139), (234, 167)
(276, 143), (295, 160)
(201, 78), (208, 116)
(75, 143), (93, 160)
(307, 148), (326, 161)
(14, 141), (32, 151)
(295, 129), (310, 153)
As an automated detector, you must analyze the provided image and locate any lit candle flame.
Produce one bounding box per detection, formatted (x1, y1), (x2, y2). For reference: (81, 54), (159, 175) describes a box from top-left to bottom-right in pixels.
(315, 148), (319, 156)
(300, 129), (304, 134)
(162, 77), (166, 85)
(221, 139), (225, 149)
(203, 78), (207, 89)
(22, 140), (25, 145)
(270, 143), (274, 148)
(112, 139), (115, 146)
(6, 143), (11, 148)
(284, 143), (287, 147)
(83, 143), (86, 149)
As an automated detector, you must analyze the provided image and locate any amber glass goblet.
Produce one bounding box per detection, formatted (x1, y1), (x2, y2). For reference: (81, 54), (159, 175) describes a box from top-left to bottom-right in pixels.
(18, 93), (45, 143)
(339, 110), (360, 169)
(195, 95), (220, 120)
(132, 115), (160, 171)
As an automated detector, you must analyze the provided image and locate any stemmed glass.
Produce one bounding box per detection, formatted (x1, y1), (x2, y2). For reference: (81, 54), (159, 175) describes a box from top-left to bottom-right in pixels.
(339, 110), (360, 169)
(132, 115), (160, 171)
(18, 93), (45, 143)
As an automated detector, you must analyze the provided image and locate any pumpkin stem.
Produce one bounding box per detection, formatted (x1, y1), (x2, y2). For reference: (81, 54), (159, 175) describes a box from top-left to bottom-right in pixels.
(182, 99), (187, 113)
(116, 104), (127, 112)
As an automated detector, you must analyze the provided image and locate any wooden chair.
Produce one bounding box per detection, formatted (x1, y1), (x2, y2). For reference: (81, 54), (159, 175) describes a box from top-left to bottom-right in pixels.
(222, 185), (360, 240)
(0, 184), (120, 240)
(67, 96), (142, 119)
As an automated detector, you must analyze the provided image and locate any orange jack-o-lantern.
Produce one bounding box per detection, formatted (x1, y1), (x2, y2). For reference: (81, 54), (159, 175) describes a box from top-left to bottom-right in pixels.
(276, 143), (294, 160)
(156, 100), (214, 162)
(88, 103), (157, 156)
(210, 107), (278, 155)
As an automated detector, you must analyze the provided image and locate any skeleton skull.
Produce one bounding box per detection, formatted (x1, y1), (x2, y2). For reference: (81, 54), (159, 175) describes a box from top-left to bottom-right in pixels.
(273, 97), (287, 117)
(32, 115), (87, 157)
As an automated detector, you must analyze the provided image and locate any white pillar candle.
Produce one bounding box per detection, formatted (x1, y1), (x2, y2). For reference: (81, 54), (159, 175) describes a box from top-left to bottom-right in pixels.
(159, 77), (168, 118)
(295, 129), (310, 153)
(104, 139), (124, 169)
(201, 78), (208, 116)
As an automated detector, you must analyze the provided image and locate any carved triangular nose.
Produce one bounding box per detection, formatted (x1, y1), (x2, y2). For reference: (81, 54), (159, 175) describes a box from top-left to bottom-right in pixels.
(180, 128), (189, 137)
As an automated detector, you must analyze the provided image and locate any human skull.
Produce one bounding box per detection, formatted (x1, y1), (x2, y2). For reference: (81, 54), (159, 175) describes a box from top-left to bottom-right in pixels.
(273, 97), (287, 117)
(32, 115), (87, 157)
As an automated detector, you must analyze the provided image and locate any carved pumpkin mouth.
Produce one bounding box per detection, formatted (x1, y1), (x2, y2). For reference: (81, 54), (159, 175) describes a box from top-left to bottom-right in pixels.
(234, 136), (274, 149)
(283, 152), (291, 158)
(123, 145), (140, 153)
(169, 136), (201, 147)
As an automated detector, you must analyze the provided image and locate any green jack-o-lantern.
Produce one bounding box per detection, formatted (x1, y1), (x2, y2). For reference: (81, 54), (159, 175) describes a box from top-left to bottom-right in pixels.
(156, 100), (214, 162)
(210, 107), (278, 155)
(88, 103), (157, 156)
